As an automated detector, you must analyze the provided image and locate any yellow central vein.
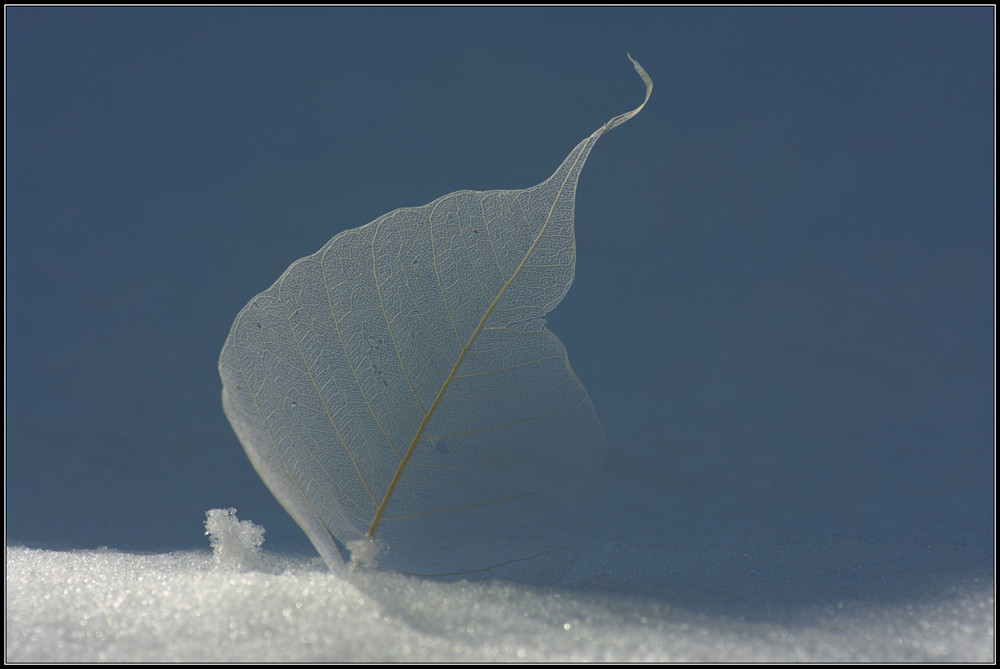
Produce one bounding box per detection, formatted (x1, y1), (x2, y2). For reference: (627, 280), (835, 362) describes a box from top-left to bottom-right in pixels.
(366, 147), (589, 538)
(365, 54), (652, 539)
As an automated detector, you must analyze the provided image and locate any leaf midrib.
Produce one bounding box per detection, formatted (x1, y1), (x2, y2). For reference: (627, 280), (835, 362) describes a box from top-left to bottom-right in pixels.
(365, 145), (589, 538)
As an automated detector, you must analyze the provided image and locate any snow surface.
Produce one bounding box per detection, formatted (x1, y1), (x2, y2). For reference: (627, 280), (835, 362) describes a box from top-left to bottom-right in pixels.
(6, 508), (993, 662)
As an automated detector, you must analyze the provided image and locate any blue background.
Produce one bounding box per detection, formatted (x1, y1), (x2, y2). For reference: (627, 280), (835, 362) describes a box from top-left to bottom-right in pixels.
(6, 7), (993, 593)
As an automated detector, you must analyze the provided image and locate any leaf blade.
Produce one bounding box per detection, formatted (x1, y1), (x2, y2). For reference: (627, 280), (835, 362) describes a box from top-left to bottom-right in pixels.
(219, 56), (652, 582)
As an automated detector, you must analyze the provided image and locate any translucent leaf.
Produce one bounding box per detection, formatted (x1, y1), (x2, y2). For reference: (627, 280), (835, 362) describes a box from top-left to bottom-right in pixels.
(219, 56), (652, 583)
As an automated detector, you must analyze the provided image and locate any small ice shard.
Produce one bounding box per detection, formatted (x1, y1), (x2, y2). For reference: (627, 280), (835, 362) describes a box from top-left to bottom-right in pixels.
(204, 507), (265, 572)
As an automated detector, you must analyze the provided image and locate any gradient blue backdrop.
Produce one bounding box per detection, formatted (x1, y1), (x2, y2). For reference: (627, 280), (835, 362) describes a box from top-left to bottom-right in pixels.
(6, 7), (993, 597)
